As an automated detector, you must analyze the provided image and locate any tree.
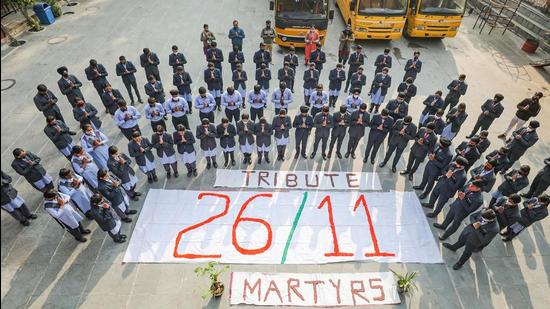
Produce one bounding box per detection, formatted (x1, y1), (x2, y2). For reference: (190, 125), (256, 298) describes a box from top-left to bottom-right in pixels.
(1, 22), (25, 46)
(5, 0), (43, 31)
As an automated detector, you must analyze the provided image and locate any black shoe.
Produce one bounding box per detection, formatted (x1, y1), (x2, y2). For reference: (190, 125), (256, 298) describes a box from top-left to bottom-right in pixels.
(147, 177), (153, 183)
(391, 166), (396, 173)
(327, 153), (332, 159)
(344, 152), (350, 158)
(29, 214), (38, 220)
(336, 152), (342, 159)
(138, 99), (144, 103)
(231, 160), (236, 166)
(134, 192), (142, 196)
(127, 210), (138, 215)
(174, 171), (179, 178)
(371, 159), (375, 164)
(438, 234), (447, 241)
(130, 195), (139, 201)
(310, 153), (316, 159)
(433, 223), (445, 230)
(206, 162), (211, 169)
(426, 212), (437, 218)
(443, 243), (456, 252)
(187, 170), (192, 177)
(153, 174), (158, 182)
(520, 193), (530, 198)
(351, 153), (356, 159)
(322, 154), (327, 160)
(122, 217), (133, 223)
(418, 194), (427, 199)
(193, 169), (198, 176)
(502, 236), (513, 242)
(213, 161), (218, 168)
(114, 237), (126, 243)
(265, 157), (270, 163)
(120, 234), (127, 239)
(363, 158), (368, 163)
(452, 262), (463, 270)
(258, 158), (262, 164)
(166, 172), (171, 179)
(413, 185), (423, 190)
(224, 160), (229, 167)
(465, 134), (474, 139)
(82, 229), (92, 234)
(408, 174), (414, 181)
(20, 220), (30, 226)
(301, 153), (307, 159)
(217, 106), (221, 111)
(400, 170), (409, 175)
(379, 162), (386, 168)
(294, 153), (299, 159)
(76, 237), (88, 243)
(421, 202), (432, 209)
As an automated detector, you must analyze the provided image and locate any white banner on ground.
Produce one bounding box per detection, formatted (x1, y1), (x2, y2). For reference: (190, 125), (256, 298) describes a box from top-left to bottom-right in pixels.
(214, 169), (382, 190)
(123, 189), (443, 264)
(229, 272), (400, 307)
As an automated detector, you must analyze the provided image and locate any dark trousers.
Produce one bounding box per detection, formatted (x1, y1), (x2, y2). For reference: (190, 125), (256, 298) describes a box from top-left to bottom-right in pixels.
(312, 135), (328, 154)
(526, 173), (550, 198)
(344, 69), (357, 91)
(92, 82), (105, 97)
(171, 115), (190, 131)
(199, 111), (215, 123)
(364, 136), (383, 161)
(406, 154), (424, 173)
(112, 202), (129, 220)
(430, 185), (454, 215)
(295, 135), (309, 155)
(146, 69), (161, 81)
(163, 162), (178, 174)
(310, 106), (322, 117)
(120, 125), (141, 140)
(448, 230), (480, 265)
(469, 118), (492, 136)
(329, 133), (346, 155)
(67, 222), (86, 240)
(123, 79), (142, 103)
(108, 229), (123, 241)
(250, 107), (264, 122)
(419, 168), (441, 196)
(151, 119), (167, 132)
(500, 153), (522, 173)
(441, 208), (468, 239)
(5, 204), (32, 222)
(443, 96), (459, 111)
(225, 108), (240, 124)
(347, 137), (361, 154)
(383, 144), (406, 168)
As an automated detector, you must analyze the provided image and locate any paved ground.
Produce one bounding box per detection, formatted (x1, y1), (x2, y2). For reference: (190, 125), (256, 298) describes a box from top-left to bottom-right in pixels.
(1, 0), (549, 308)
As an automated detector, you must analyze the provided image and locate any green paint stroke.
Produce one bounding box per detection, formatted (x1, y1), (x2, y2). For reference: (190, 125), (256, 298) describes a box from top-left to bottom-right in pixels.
(281, 191), (309, 264)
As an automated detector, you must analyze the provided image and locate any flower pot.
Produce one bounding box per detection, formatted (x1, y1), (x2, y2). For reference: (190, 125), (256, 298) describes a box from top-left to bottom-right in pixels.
(397, 286), (405, 294)
(211, 282), (224, 297)
(521, 39), (539, 54)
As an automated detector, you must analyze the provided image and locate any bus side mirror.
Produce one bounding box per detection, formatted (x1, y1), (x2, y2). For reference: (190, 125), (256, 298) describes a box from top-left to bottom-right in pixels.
(269, 1), (274, 11)
(349, 1), (356, 12)
(329, 10), (335, 20)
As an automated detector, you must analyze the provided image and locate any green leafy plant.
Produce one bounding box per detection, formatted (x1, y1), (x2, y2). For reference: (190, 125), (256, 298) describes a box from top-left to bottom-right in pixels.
(5, 0), (44, 31)
(194, 262), (229, 299)
(44, 0), (62, 17)
(391, 269), (418, 294)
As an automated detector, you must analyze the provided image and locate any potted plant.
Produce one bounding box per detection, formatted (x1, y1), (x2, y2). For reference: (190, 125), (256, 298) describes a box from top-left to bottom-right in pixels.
(5, 0), (44, 32)
(44, 0), (62, 18)
(194, 262), (229, 299)
(391, 269), (418, 294)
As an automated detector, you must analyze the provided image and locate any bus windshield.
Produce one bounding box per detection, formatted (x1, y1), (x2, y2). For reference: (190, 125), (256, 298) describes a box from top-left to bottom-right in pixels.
(419, 0), (466, 15)
(276, 0), (328, 19)
(358, 0), (408, 15)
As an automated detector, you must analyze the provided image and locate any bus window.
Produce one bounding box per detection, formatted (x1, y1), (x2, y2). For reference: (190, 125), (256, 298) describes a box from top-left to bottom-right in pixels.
(419, 0), (466, 14)
(358, 0), (407, 15)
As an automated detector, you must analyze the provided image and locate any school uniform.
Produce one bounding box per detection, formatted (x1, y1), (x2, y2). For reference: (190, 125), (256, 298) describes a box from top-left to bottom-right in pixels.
(396, 82), (417, 103)
(271, 88), (293, 115)
(168, 52), (187, 72)
(404, 127), (437, 176)
(248, 90), (268, 122)
(311, 113), (333, 157)
(501, 128), (539, 172)
(278, 68), (295, 93)
(470, 99), (504, 136)
(454, 142), (481, 171)
(58, 74), (84, 107)
(349, 72), (367, 94)
(505, 199), (548, 239)
(345, 52), (365, 92)
(293, 114), (314, 156)
(165, 96), (190, 130)
(422, 115), (446, 135)
(58, 175), (92, 217)
(382, 120), (417, 169)
(85, 64), (109, 96)
(403, 58), (422, 82)
(144, 81), (166, 105)
(374, 54), (392, 74)
(73, 102), (102, 130)
(232, 69), (248, 101)
(488, 197), (520, 230)
(439, 189), (484, 239)
(419, 95), (444, 124)
(114, 106), (142, 140)
(194, 94), (216, 123)
(173, 130), (197, 174)
(308, 91), (329, 116)
(468, 165), (496, 193)
(441, 108), (468, 141)
(524, 158), (550, 198)
(71, 153), (100, 190)
(346, 110), (370, 157)
(477, 137), (491, 155)
(80, 129), (109, 170)
(364, 114), (394, 162)
(345, 95), (362, 113)
(34, 90), (64, 121)
(116, 61), (142, 103)
(228, 50), (245, 72)
(310, 49), (327, 74)
(385, 99), (408, 121)
(44, 193), (87, 241)
(89, 202), (124, 242)
(151, 132), (178, 175)
(11, 152), (53, 192)
(101, 89), (124, 115)
(328, 111), (351, 157)
(173, 72), (193, 108)
(272, 115), (292, 159)
(216, 123), (237, 164)
(283, 53), (299, 90)
(303, 69), (320, 103)
(426, 165), (467, 216)
(417, 146), (454, 197)
(237, 120), (255, 156)
(328, 68), (346, 104)
(140, 52), (161, 80)
(254, 122), (273, 161)
(485, 150), (510, 173)
(98, 176), (131, 220)
(44, 120), (74, 159)
(203, 68), (223, 104)
(255, 68), (271, 94)
(1, 171), (34, 224)
(369, 73), (391, 107)
(107, 153), (139, 197)
(144, 103), (167, 131)
(222, 91), (242, 124)
(253, 49), (271, 69)
(491, 169), (529, 202)
(128, 137), (157, 176)
(444, 80), (468, 110)
(196, 124), (218, 161)
(206, 47), (224, 72)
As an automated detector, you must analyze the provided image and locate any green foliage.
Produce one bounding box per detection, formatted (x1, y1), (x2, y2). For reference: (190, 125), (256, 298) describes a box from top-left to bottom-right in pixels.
(27, 16), (43, 31)
(194, 262), (229, 299)
(391, 269), (418, 294)
(44, 0), (62, 17)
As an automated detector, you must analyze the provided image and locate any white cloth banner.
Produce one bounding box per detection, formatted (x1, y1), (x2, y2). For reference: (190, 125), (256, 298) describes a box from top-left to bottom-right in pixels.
(214, 169), (382, 190)
(230, 272), (400, 306)
(123, 189), (443, 264)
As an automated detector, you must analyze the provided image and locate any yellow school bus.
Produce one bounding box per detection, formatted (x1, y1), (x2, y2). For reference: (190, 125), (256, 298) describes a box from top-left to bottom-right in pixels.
(269, 0), (335, 47)
(405, 0), (466, 38)
(335, 0), (409, 40)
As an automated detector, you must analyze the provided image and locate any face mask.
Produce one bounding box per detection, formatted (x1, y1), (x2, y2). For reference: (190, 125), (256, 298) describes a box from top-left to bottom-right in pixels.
(397, 99), (404, 103)
(62, 72), (69, 78)
(353, 95), (358, 99)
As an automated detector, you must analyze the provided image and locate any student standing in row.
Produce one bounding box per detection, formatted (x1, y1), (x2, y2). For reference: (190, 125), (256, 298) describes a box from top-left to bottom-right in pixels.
(128, 131), (158, 183)
(173, 124), (198, 177)
(151, 126), (179, 178)
(116, 56), (143, 105)
(1, 171), (37, 226)
(11, 148), (54, 193)
(273, 109), (292, 161)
